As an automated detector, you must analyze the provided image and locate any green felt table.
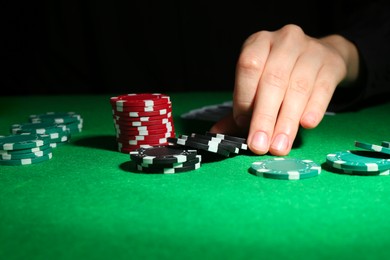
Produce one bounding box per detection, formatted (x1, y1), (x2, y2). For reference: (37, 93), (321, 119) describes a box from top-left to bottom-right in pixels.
(1, 92), (390, 260)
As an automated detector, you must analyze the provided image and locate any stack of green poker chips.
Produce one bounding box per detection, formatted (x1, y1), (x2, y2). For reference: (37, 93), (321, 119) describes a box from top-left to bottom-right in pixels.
(250, 158), (321, 180)
(10, 121), (71, 148)
(28, 112), (83, 135)
(326, 149), (390, 176)
(0, 133), (53, 166)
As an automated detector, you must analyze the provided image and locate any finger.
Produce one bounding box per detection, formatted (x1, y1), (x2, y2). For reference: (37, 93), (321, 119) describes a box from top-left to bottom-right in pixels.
(300, 57), (346, 129)
(269, 41), (323, 155)
(248, 25), (304, 154)
(233, 31), (272, 128)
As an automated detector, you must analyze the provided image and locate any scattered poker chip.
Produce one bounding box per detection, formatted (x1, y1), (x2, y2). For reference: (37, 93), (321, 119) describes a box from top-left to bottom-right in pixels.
(0, 152), (53, 166)
(250, 158), (321, 180)
(326, 150), (390, 172)
(188, 133), (247, 150)
(205, 131), (247, 146)
(167, 137), (231, 157)
(130, 145), (198, 165)
(354, 141), (390, 155)
(0, 133), (51, 150)
(178, 135), (239, 154)
(136, 162), (201, 174)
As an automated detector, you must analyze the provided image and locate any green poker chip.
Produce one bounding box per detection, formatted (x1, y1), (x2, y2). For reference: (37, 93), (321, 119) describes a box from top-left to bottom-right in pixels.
(11, 122), (68, 135)
(250, 158), (321, 180)
(0, 147), (53, 160)
(29, 112), (82, 124)
(0, 152), (53, 166)
(0, 143), (51, 155)
(355, 141), (390, 155)
(0, 134), (51, 151)
(330, 167), (390, 176)
(326, 150), (390, 172)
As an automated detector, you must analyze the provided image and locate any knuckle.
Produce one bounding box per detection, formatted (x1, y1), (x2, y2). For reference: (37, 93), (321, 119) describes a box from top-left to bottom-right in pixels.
(290, 78), (311, 96)
(280, 24), (305, 41)
(316, 79), (336, 96)
(261, 70), (289, 90)
(252, 111), (276, 126)
(237, 53), (264, 73)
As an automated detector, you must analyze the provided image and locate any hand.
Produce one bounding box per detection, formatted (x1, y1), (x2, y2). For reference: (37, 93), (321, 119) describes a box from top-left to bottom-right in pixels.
(211, 24), (359, 155)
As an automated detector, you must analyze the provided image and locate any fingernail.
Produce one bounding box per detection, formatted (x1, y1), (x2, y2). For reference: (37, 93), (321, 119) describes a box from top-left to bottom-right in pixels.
(235, 115), (250, 128)
(271, 134), (289, 152)
(251, 131), (268, 152)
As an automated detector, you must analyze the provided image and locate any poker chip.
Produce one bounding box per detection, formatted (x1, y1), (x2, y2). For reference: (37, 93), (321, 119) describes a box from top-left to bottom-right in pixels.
(329, 167), (390, 176)
(130, 145), (198, 165)
(110, 93), (176, 153)
(250, 158), (321, 180)
(178, 135), (239, 154)
(0, 153), (53, 166)
(382, 141), (390, 148)
(0, 133), (51, 150)
(28, 112), (83, 134)
(326, 150), (390, 172)
(167, 137), (231, 157)
(355, 141), (390, 155)
(11, 122), (68, 135)
(136, 162), (201, 174)
(0, 143), (51, 155)
(0, 146), (53, 160)
(11, 122), (71, 148)
(205, 131), (247, 145)
(189, 133), (247, 151)
(110, 93), (171, 110)
(138, 155), (202, 168)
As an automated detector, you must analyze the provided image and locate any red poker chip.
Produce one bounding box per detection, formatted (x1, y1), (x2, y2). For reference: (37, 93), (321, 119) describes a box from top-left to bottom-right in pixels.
(114, 117), (173, 127)
(114, 122), (173, 131)
(110, 93), (171, 107)
(118, 144), (155, 153)
(112, 106), (172, 118)
(111, 102), (171, 113)
(113, 112), (172, 122)
(117, 137), (168, 146)
(116, 131), (175, 140)
(115, 128), (175, 136)
(118, 140), (169, 149)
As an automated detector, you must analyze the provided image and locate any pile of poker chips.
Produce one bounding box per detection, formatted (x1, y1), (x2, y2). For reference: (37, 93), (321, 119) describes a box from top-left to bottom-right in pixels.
(326, 140), (390, 176)
(130, 145), (201, 174)
(0, 133), (54, 166)
(167, 131), (248, 157)
(249, 158), (322, 180)
(0, 112), (83, 166)
(29, 112), (83, 135)
(110, 93), (175, 153)
(10, 112), (84, 148)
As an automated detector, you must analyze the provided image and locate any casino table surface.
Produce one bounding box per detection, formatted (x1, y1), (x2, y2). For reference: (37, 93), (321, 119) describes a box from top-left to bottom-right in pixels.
(1, 92), (390, 260)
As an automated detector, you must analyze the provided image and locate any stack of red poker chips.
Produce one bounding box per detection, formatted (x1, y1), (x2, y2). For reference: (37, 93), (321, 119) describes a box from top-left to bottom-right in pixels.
(110, 93), (176, 153)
